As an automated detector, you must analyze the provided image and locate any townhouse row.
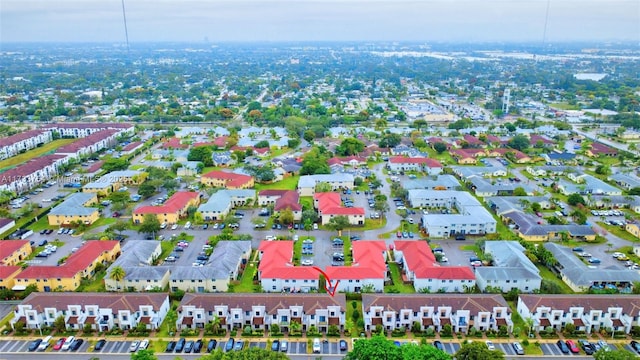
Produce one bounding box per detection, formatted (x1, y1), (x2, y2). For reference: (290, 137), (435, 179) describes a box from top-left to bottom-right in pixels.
(12, 292), (639, 336)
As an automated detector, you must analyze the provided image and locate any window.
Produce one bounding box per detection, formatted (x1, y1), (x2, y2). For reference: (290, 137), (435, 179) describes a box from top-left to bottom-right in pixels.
(122, 315), (128, 321)
(319, 316), (326, 322)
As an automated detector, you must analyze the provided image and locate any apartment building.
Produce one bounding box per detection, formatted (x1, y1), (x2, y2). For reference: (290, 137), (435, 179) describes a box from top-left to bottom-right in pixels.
(133, 191), (200, 225)
(0, 154), (68, 194)
(0, 130), (53, 160)
(314, 192), (365, 226)
(177, 293), (346, 333)
(258, 241), (319, 293)
(324, 241), (387, 293)
(362, 294), (512, 334)
(10, 292), (169, 332)
(200, 170), (254, 189)
(47, 192), (100, 226)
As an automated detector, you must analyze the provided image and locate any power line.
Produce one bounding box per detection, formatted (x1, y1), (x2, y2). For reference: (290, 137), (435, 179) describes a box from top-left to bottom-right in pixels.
(542, 0), (551, 46)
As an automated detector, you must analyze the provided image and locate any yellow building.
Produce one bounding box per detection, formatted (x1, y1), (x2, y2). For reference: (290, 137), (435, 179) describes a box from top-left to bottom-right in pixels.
(0, 266), (22, 290)
(47, 192), (100, 226)
(12, 241), (120, 292)
(626, 223), (640, 239)
(133, 191), (200, 225)
(83, 170), (148, 196)
(1, 240), (32, 266)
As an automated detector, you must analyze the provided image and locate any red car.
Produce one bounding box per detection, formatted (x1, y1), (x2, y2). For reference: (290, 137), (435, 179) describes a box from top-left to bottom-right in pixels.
(565, 340), (580, 354)
(112, 212), (121, 218)
(53, 338), (66, 350)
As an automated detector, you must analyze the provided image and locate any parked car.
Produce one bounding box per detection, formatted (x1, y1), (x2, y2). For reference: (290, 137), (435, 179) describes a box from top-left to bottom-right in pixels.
(38, 336), (52, 351)
(271, 340), (280, 351)
(184, 340), (194, 353)
(234, 340), (244, 351)
(565, 340), (579, 354)
(61, 336), (75, 351)
(313, 338), (321, 353)
(165, 341), (176, 352)
(193, 339), (203, 353)
(129, 341), (140, 352)
(631, 340), (640, 354)
(94, 339), (106, 351)
(207, 339), (217, 352)
(70, 339), (83, 351)
(280, 340), (288, 352)
(485, 340), (495, 350)
(339, 339), (348, 351)
(578, 339), (594, 355)
(512, 341), (524, 355)
(557, 339), (570, 354)
(433, 340), (444, 351)
(53, 338), (66, 350)
(588, 257), (602, 264)
(139, 340), (149, 350)
(28, 339), (43, 352)
(175, 338), (186, 352)
(225, 339), (235, 352)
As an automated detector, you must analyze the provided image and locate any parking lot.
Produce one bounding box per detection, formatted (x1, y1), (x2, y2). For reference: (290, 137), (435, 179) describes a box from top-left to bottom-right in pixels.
(539, 341), (617, 356)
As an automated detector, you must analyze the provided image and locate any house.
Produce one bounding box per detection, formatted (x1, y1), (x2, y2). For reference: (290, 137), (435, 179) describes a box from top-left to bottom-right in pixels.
(176, 161), (201, 177)
(0, 130), (52, 160)
(609, 173), (640, 191)
(466, 176), (534, 197)
(393, 241), (475, 292)
(48, 192), (100, 226)
(0, 218), (16, 236)
(626, 223), (640, 239)
(104, 241), (168, 292)
(258, 190), (302, 221)
(82, 170), (147, 196)
(459, 134), (485, 148)
(177, 293), (346, 333)
(486, 196), (552, 216)
(502, 210), (596, 242)
(13, 241), (120, 292)
(162, 137), (187, 150)
(327, 156), (367, 168)
(0, 240), (32, 266)
(475, 241), (541, 293)
(543, 243), (640, 292)
(402, 175), (461, 191)
(10, 292), (169, 332)
(324, 241), (387, 293)
(197, 190), (255, 222)
(297, 174), (354, 197)
(258, 241), (319, 293)
(133, 191), (200, 225)
(450, 149), (483, 164)
(362, 294), (512, 334)
(314, 192), (365, 226)
(517, 294), (640, 335)
(451, 166), (507, 179)
(0, 266), (22, 291)
(55, 129), (119, 159)
(556, 175), (622, 196)
(0, 154), (68, 194)
(415, 191), (497, 237)
(387, 156), (443, 175)
(212, 151), (234, 167)
(587, 142), (617, 157)
(120, 141), (144, 156)
(201, 170), (254, 189)
(530, 134), (555, 148)
(170, 241), (251, 293)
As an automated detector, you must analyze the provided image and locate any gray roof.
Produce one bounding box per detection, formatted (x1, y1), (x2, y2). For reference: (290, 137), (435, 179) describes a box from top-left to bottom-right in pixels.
(49, 192), (98, 216)
(198, 190), (255, 213)
(106, 240), (167, 281)
(298, 173), (354, 188)
(486, 196), (550, 216)
(610, 173), (640, 188)
(558, 175), (622, 195)
(402, 175), (461, 190)
(503, 211), (596, 237)
(544, 242), (640, 287)
(475, 267), (541, 282)
(468, 176), (535, 195)
(452, 166), (507, 179)
(484, 241), (539, 275)
(121, 266), (169, 281)
(170, 241), (251, 281)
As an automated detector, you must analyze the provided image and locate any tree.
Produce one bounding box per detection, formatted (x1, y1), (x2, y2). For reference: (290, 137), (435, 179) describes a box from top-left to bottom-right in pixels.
(13, 321), (25, 334)
(131, 349), (158, 360)
(109, 191), (130, 204)
(345, 335), (451, 360)
(508, 134), (530, 151)
(455, 341), (505, 360)
(571, 210), (588, 225)
(315, 182), (332, 193)
(629, 187), (640, 196)
(54, 315), (66, 332)
(567, 193), (586, 206)
(595, 165), (611, 176)
(188, 146), (214, 166)
(200, 347), (289, 360)
(531, 202), (542, 213)
(270, 323), (280, 336)
(102, 157), (130, 172)
(373, 199), (390, 222)
(379, 133), (402, 148)
(107, 220), (129, 236)
(109, 265), (126, 291)
(303, 129), (315, 142)
(137, 182), (156, 199)
(513, 187), (527, 196)
(255, 140), (270, 149)
(278, 208), (294, 226)
(433, 142), (448, 154)
(594, 348), (638, 360)
(326, 216), (350, 235)
(138, 213), (161, 235)
(336, 137), (365, 156)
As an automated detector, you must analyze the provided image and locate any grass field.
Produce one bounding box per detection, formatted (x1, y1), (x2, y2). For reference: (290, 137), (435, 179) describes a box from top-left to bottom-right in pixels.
(385, 262), (415, 293)
(255, 175), (300, 191)
(0, 139), (76, 173)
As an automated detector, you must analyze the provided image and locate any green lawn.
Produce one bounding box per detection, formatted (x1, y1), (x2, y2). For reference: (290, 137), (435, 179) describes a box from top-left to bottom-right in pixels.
(255, 175), (300, 191)
(29, 217), (51, 232)
(232, 257), (259, 293)
(0, 138), (77, 173)
(537, 265), (574, 294)
(345, 299), (363, 336)
(598, 222), (639, 243)
(76, 269), (107, 292)
(549, 102), (580, 110)
(385, 262), (415, 293)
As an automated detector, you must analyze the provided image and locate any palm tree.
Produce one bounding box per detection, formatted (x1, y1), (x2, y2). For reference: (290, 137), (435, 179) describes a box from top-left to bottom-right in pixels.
(109, 266), (126, 291)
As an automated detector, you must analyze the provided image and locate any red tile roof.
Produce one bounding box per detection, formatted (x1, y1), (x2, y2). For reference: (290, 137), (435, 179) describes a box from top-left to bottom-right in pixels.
(41, 123), (133, 130)
(389, 156), (442, 168)
(462, 134), (484, 145)
(193, 142), (216, 148)
(56, 129), (118, 154)
(162, 137), (187, 149)
(213, 136), (229, 147)
(258, 241), (318, 280)
(21, 292), (167, 312)
(0, 154), (67, 186)
(494, 148), (530, 160)
(122, 141), (143, 152)
(0, 130), (49, 148)
(0, 240), (29, 264)
(530, 134), (554, 145)
(394, 241), (475, 280)
(314, 192), (365, 216)
(273, 191), (301, 212)
(325, 241), (387, 280)
(254, 147), (270, 155)
(134, 191), (199, 215)
(0, 265), (21, 278)
(16, 241), (119, 280)
(486, 134), (503, 143)
(86, 160), (104, 174)
(202, 170), (253, 188)
(451, 149), (483, 160)
(590, 142), (617, 155)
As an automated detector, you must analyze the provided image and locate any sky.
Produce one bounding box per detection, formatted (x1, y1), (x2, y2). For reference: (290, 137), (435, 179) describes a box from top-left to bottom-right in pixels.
(1, 0), (639, 43)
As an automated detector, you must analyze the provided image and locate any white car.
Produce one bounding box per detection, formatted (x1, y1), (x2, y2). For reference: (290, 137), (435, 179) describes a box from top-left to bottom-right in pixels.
(138, 340), (149, 350)
(312, 338), (321, 353)
(301, 259), (314, 266)
(171, 224), (178, 230)
(439, 256), (449, 262)
(486, 340), (495, 350)
(612, 252), (624, 258)
(313, 223), (318, 230)
(129, 341), (139, 352)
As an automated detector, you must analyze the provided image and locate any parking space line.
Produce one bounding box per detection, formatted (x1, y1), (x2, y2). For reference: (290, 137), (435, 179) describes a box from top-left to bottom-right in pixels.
(6, 341), (23, 352)
(0, 340), (12, 352)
